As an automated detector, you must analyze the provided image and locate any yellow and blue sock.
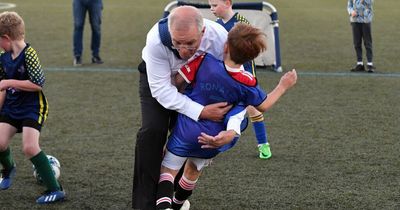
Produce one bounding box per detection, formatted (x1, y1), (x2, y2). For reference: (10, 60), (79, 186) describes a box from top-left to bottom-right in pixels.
(250, 114), (268, 145)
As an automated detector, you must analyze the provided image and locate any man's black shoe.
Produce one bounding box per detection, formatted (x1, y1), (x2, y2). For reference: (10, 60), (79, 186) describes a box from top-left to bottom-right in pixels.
(92, 56), (104, 64)
(73, 56), (82, 66)
(367, 65), (375, 73)
(350, 64), (365, 72)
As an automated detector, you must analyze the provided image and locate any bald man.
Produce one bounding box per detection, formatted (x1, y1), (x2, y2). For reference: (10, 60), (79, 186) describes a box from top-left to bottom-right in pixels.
(132, 6), (245, 209)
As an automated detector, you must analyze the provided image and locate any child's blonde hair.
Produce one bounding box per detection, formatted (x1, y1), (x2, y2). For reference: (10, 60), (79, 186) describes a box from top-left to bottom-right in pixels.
(0, 11), (25, 40)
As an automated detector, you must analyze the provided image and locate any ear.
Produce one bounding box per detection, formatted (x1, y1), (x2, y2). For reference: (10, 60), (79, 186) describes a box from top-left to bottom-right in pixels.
(223, 42), (229, 54)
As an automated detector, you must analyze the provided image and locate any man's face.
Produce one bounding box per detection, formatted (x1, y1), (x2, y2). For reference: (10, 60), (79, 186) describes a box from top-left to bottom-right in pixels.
(170, 25), (203, 60)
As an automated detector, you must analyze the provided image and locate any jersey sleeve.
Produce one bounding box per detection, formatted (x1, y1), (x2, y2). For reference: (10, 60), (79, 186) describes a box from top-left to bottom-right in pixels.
(25, 46), (45, 87)
(177, 53), (206, 84)
(242, 84), (267, 107)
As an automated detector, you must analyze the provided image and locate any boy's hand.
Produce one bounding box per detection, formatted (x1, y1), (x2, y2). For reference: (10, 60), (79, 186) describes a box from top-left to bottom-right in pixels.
(278, 69), (297, 90)
(351, 10), (357, 17)
(198, 130), (237, 149)
(0, 80), (10, 91)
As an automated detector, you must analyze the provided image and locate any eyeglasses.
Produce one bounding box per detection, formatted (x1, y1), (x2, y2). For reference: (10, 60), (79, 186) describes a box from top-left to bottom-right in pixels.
(171, 45), (198, 51)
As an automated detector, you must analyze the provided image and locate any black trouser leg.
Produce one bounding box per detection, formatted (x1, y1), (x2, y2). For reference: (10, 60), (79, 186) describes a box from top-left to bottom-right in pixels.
(132, 72), (174, 210)
(351, 22), (363, 62)
(362, 23), (373, 63)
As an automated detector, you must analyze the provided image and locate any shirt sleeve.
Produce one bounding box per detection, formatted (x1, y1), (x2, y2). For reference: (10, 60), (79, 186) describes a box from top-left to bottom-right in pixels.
(25, 47), (45, 87)
(142, 25), (204, 121)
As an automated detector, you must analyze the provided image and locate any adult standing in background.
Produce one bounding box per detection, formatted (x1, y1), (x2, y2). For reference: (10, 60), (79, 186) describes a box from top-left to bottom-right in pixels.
(73, 0), (103, 66)
(132, 6), (244, 210)
(348, 0), (375, 73)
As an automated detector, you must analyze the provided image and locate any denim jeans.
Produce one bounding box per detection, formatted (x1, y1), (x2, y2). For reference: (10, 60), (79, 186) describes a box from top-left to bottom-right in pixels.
(73, 0), (103, 57)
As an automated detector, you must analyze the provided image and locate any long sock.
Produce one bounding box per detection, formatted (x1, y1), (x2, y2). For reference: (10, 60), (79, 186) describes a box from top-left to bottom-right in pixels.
(172, 175), (197, 210)
(250, 114), (268, 144)
(30, 151), (60, 191)
(156, 173), (174, 209)
(0, 147), (15, 170)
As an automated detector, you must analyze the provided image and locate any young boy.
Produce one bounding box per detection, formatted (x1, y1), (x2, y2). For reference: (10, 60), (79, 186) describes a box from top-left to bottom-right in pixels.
(0, 11), (65, 204)
(209, 0), (272, 159)
(155, 23), (297, 210)
(347, 0), (375, 73)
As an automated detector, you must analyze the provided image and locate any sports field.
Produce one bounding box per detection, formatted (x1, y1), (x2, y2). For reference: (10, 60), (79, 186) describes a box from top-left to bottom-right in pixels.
(0, 0), (399, 209)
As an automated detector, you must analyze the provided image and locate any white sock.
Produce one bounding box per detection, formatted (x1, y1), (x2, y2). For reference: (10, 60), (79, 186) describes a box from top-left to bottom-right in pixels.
(357, 61), (363, 65)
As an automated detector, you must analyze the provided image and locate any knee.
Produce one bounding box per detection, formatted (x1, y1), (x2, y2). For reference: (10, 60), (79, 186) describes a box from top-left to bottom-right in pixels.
(22, 144), (40, 158)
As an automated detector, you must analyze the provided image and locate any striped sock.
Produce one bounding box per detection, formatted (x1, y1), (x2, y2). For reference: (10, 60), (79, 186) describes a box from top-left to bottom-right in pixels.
(172, 175), (197, 209)
(156, 173), (174, 209)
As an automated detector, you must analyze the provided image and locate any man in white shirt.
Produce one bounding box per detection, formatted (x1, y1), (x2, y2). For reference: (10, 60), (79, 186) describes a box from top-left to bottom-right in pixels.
(132, 6), (245, 210)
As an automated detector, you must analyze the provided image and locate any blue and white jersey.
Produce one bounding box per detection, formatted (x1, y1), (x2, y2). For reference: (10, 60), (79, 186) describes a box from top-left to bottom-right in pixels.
(347, 0), (374, 23)
(166, 53), (267, 159)
(0, 44), (48, 124)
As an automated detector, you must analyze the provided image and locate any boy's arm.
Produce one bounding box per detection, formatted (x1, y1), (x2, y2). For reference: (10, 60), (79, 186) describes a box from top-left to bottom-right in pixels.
(0, 79), (42, 92)
(256, 69), (297, 112)
(0, 90), (5, 109)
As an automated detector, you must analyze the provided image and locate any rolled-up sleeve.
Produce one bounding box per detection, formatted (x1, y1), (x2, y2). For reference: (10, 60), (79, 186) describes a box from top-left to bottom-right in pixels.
(142, 25), (204, 121)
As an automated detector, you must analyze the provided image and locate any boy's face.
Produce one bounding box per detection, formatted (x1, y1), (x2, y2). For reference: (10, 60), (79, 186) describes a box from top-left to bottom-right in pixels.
(0, 35), (11, 51)
(208, 0), (230, 18)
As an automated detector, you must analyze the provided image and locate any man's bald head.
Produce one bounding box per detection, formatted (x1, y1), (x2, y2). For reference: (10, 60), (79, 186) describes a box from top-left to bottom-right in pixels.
(168, 6), (204, 35)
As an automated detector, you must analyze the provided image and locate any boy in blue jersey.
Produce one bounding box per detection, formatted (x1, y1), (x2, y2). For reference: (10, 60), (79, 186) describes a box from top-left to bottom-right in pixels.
(155, 23), (297, 210)
(0, 11), (65, 204)
(209, 0), (273, 159)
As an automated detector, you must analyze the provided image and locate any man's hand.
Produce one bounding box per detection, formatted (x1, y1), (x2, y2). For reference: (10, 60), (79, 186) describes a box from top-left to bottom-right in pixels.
(351, 10), (357, 17)
(199, 102), (232, 121)
(198, 130), (237, 149)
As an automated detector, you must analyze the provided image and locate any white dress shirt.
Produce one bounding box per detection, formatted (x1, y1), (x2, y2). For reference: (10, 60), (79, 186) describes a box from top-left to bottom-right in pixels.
(142, 18), (244, 135)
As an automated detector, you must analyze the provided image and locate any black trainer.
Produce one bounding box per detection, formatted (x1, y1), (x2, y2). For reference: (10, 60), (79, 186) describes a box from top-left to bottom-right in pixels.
(350, 64), (365, 72)
(367, 65), (375, 73)
(73, 56), (82, 66)
(92, 56), (104, 64)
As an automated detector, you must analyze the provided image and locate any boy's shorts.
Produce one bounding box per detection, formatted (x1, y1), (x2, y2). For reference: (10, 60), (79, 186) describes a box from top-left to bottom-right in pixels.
(162, 149), (212, 171)
(0, 115), (42, 133)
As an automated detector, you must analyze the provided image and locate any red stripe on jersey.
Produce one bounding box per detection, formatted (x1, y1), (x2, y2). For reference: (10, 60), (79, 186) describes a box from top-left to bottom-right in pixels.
(228, 70), (257, 86)
(179, 53), (206, 83)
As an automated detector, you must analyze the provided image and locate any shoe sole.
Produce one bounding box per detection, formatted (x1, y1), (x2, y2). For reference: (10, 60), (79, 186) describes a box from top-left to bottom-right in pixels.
(259, 153), (272, 159)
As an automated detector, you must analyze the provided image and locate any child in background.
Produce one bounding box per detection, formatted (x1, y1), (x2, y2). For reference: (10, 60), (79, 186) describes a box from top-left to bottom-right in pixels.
(0, 11), (65, 204)
(155, 23), (297, 210)
(209, 0), (272, 159)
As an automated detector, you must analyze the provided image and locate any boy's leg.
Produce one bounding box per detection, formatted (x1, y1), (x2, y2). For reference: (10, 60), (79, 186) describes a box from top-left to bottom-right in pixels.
(247, 106), (271, 159)
(156, 150), (186, 209)
(362, 23), (373, 64)
(351, 22), (363, 64)
(22, 125), (65, 204)
(172, 159), (203, 210)
(0, 122), (17, 190)
(23, 127), (60, 192)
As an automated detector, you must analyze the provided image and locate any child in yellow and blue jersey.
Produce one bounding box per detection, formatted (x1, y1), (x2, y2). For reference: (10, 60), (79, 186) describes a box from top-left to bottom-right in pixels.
(0, 11), (65, 204)
(209, 0), (272, 159)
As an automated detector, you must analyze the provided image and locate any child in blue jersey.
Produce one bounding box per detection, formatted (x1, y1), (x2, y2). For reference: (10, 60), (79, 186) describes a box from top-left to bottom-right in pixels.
(209, 0), (273, 159)
(0, 11), (65, 204)
(155, 23), (297, 210)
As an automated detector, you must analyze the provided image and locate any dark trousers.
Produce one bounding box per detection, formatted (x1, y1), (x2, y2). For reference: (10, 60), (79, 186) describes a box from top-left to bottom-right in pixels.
(351, 22), (373, 63)
(73, 0), (103, 57)
(132, 67), (177, 210)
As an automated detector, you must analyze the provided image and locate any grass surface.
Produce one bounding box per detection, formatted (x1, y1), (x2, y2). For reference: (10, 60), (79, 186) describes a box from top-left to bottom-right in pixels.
(0, 0), (399, 209)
